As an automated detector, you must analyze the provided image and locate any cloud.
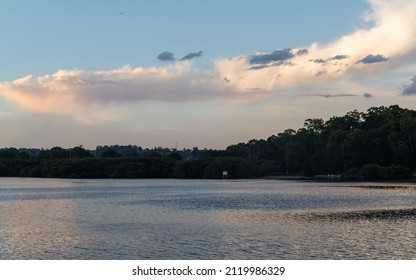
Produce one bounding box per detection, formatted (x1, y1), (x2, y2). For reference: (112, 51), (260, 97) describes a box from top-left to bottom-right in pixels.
(249, 48), (294, 65)
(315, 70), (327, 77)
(363, 92), (373, 98)
(301, 93), (357, 98)
(223, 77), (231, 83)
(248, 64), (271, 70)
(158, 51), (205, 61)
(180, 51), (203, 61)
(330, 55), (348, 60)
(0, 62), (272, 123)
(311, 55), (347, 64)
(402, 75), (416, 95)
(357, 54), (389, 64)
(301, 92), (373, 99)
(157, 51), (175, 61)
(296, 49), (308, 56)
(312, 58), (326, 64)
(216, 0), (416, 89)
(2, 0), (416, 126)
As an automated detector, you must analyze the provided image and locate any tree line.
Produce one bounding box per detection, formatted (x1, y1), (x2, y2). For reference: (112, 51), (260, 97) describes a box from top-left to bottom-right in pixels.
(1, 105), (416, 180)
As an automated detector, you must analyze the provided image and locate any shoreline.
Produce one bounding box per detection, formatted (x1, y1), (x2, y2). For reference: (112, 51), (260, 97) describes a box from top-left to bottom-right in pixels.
(258, 175), (416, 183)
(1, 175), (416, 184)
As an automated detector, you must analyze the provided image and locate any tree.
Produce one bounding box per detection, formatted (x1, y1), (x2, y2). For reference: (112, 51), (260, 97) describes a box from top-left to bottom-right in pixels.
(304, 118), (324, 133)
(50, 146), (70, 159)
(168, 152), (182, 160)
(101, 148), (121, 158)
(0, 148), (19, 159)
(70, 146), (92, 158)
(400, 113), (416, 160)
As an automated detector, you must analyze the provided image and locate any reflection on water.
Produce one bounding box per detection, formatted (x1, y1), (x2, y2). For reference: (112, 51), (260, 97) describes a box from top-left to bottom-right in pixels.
(0, 178), (416, 259)
(304, 208), (416, 221)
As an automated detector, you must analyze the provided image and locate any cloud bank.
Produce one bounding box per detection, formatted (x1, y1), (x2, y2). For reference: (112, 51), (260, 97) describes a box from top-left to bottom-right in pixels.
(216, 0), (416, 90)
(1, 0), (416, 124)
(0, 62), (267, 123)
(0, 64), (220, 110)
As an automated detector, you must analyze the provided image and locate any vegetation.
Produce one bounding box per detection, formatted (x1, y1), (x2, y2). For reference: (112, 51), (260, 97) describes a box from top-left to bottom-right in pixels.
(1, 105), (416, 180)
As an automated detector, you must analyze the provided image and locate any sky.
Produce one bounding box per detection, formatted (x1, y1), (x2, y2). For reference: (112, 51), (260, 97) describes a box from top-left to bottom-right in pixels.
(1, 0), (416, 150)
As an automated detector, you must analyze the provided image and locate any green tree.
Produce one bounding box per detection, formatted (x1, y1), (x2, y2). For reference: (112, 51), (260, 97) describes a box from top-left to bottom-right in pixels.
(400, 113), (416, 160)
(70, 146), (92, 158)
(101, 148), (121, 158)
(50, 146), (70, 159)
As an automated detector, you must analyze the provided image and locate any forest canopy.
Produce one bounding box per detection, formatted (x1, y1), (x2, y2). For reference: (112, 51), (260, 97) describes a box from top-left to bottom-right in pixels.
(1, 105), (416, 180)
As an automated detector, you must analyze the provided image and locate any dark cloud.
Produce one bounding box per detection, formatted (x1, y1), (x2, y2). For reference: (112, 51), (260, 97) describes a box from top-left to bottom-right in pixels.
(311, 55), (348, 64)
(248, 61), (294, 71)
(402, 76), (416, 96)
(248, 65), (270, 70)
(313, 59), (326, 64)
(330, 55), (348, 60)
(320, 93), (356, 98)
(301, 93), (357, 98)
(315, 70), (327, 77)
(249, 48), (294, 65)
(296, 49), (308, 56)
(302, 92), (374, 99)
(357, 54), (389, 64)
(180, 51), (203, 61)
(157, 51), (175, 61)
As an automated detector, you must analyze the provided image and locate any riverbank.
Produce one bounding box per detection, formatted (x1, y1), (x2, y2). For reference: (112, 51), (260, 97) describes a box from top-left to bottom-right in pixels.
(259, 175), (416, 183)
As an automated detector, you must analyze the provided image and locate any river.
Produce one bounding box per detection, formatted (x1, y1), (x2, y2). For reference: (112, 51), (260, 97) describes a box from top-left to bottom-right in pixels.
(0, 178), (415, 259)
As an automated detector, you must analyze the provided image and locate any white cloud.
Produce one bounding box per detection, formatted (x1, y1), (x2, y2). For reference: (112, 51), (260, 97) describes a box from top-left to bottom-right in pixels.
(1, 0), (416, 127)
(216, 0), (416, 90)
(0, 63), (247, 121)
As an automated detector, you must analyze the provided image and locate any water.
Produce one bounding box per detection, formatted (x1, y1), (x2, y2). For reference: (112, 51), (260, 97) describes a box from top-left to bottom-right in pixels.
(1, 178), (416, 259)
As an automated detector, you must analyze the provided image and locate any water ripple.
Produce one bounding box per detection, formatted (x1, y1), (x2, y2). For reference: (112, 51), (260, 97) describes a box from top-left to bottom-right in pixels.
(1, 178), (416, 259)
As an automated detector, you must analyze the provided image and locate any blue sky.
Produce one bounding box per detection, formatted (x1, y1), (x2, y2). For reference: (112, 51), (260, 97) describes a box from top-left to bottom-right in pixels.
(1, 0), (367, 80)
(1, 0), (416, 149)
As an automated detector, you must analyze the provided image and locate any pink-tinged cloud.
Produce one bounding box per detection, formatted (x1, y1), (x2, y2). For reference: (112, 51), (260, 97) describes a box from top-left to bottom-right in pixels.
(1, 0), (416, 124)
(0, 63), (270, 122)
(216, 0), (416, 90)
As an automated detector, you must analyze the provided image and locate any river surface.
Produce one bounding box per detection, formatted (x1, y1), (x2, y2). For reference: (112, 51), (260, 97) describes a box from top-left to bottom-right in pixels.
(1, 178), (415, 259)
